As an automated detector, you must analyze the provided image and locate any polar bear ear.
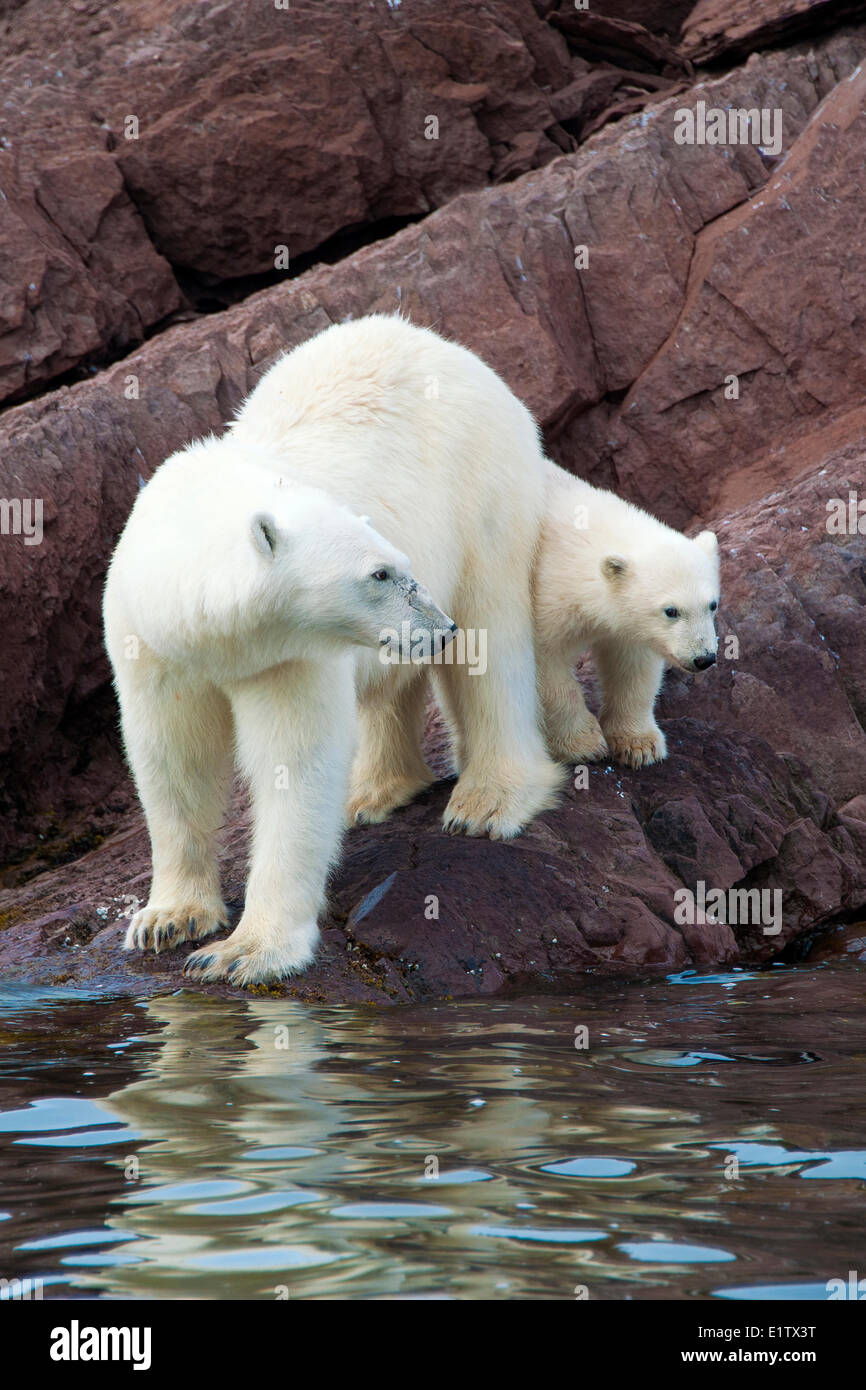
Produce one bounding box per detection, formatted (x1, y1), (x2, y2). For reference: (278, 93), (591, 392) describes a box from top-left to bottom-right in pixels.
(251, 512), (279, 558)
(602, 554), (628, 582)
(694, 530), (718, 555)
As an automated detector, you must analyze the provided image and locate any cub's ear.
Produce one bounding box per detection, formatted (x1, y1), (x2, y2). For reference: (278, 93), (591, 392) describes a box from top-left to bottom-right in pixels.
(602, 554), (628, 582)
(694, 530), (718, 555)
(251, 512), (279, 558)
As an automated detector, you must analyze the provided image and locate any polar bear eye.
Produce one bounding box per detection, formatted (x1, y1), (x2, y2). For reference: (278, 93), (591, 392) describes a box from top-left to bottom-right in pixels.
(371, 569), (390, 582)
(664, 606), (679, 619)
(709, 600), (718, 612)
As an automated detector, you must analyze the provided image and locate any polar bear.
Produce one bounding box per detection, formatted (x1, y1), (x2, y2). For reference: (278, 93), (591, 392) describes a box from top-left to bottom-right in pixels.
(534, 460), (720, 768)
(229, 314), (564, 839)
(103, 438), (455, 984)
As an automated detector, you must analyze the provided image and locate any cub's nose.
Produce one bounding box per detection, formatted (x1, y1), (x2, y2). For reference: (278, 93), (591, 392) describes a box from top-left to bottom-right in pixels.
(694, 653), (716, 671)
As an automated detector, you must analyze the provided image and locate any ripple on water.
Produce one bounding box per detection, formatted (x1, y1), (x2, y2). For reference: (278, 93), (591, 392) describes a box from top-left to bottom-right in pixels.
(410, 1168), (493, 1185)
(0, 1097), (125, 1133)
(469, 1226), (607, 1245)
(184, 1190), (323, 1216)
(179, 1246), (346, 1273)
(715, 1282), (836, 1301)
(710, 1141), (866, 1178)
(540, 1157), (637, 1178)
(16, 1229), (131, 1252)
(618, 1240), (735, 1264)
(330, 1202), (452, 1220)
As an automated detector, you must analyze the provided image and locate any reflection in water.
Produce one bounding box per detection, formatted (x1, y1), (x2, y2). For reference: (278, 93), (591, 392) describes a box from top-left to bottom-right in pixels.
(0, 961), (864, 1300)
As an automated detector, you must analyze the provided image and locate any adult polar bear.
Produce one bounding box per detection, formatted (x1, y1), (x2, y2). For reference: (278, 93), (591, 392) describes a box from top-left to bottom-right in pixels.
(231, 314), (565, 841)
(104, 442), (455, 985)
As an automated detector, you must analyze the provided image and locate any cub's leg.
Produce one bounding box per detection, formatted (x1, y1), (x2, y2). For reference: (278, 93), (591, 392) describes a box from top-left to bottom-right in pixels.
(185, 657), (356, 985)
(435, 596), (563, 839)
(595, 641), (667, 768)
(347, 670), (435, 825)
(121, 670), (233, 954)
(536, 647), (608, 764)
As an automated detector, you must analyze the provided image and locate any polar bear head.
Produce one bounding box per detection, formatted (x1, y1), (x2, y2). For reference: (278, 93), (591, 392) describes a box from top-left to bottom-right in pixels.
(249, 480), (456, 657)
(112, 446), (456, 683)
(602, 529), (720, 673)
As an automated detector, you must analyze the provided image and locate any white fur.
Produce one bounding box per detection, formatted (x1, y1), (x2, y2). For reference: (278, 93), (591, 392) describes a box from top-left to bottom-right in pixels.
(535, 461), (720, 768)
(230, 314), (564, 839)
(103, 439), (453, 984)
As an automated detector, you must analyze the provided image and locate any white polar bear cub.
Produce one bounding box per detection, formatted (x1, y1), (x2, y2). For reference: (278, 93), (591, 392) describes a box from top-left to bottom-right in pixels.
(103, 439), (454, 985)
(230, 314), (564, 839)
(535, 460), (720, 768)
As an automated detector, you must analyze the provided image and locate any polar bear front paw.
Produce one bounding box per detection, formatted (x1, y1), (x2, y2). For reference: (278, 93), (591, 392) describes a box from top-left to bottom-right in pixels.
(347, 773), (433, 826)
(603, 724), (667, 769)
(443, 763), (563, 840)
(183, 922), (319, 986)
(124, 902), (227, 955)
(547, 712), (609, 765)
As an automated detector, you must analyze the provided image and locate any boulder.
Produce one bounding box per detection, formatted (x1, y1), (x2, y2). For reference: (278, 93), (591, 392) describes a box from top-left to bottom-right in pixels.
(0, 57), (181, 406)
(680, 0), (866, 64)
(0, 0), (578, 404)
(549, 2), (697, 41)
(549, 7), (689, 74)
(566, 58), (866, 523)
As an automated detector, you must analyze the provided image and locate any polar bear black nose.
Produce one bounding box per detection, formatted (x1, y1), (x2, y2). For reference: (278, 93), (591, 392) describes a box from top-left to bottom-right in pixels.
(694, 653), (716, 670)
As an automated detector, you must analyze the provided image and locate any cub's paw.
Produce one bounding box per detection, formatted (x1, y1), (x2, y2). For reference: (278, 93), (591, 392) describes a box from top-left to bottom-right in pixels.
(183, 921), (319, 986)
(347, 773), (432, 826)
(603, 724), (667, 769)
(123, 902), (227, 955)
(547, 713), (609, 765)
(443, 763), (563, 840)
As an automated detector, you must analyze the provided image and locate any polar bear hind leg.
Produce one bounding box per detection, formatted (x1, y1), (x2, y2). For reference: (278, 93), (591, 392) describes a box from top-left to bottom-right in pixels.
(436, 582), (564, 839)
(347, 669), (435, 825)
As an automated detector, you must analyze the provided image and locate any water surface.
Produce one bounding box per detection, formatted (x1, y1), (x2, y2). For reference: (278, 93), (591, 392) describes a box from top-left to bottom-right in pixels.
(1, 958), (864, 1299)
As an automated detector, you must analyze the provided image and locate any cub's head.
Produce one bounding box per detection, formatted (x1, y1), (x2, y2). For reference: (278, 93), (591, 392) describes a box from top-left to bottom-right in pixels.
(602, 529), (720, 673)
(250, 483), (455, 653)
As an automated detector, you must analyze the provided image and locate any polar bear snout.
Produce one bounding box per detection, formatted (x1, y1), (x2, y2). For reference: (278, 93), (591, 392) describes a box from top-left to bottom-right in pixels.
(376, 575), (458, 663)
(432, 619), (459, 655)
(692, 652), (717, 671)
(404, 578), (457, 642)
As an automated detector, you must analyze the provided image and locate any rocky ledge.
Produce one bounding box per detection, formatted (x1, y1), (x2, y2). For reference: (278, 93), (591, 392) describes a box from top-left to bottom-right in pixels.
(0, 2), (864, 1002)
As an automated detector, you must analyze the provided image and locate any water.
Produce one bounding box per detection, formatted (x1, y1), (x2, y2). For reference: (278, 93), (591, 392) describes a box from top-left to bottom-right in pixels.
(1, 957), (864, 1300)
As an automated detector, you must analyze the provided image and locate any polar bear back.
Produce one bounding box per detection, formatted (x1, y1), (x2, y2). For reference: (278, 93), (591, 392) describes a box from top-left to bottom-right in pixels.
(230, 315), (547, 615)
